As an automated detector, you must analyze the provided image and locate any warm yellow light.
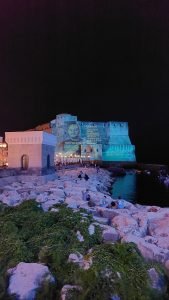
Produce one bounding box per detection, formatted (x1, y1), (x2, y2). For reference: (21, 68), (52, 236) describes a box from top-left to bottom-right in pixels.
(0, 143), (7, 148)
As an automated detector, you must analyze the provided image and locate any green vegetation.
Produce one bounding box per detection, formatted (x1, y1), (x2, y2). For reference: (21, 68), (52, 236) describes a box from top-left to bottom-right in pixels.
(0, 200), (168, 299)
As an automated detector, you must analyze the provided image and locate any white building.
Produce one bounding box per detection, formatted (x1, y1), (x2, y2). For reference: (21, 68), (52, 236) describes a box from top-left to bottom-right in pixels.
(5, 131), (56, 174)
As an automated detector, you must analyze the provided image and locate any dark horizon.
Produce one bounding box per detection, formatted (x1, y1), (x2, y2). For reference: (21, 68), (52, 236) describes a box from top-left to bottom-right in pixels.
(0, 0), (169, 166)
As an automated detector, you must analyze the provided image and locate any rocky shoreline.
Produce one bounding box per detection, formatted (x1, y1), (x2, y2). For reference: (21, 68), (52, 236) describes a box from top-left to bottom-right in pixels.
(1, 166), (169, 267)
(0, 166), (169, 299)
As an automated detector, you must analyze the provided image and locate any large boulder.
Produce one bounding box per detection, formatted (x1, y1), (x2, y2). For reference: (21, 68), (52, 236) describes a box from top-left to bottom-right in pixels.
(131, 211), (148, 237)
(122, 234), (169, 263)
(0, 190), (22, 206)
(8, 262), (55, 300)
(156, 237), (169, 250)
(148, 216), (169, 237)
(102, 227), (120, 242)
(96, 207), (128, 219)
(111, 215), (138, 236)
(148, 267), (167, 292)
(68, 252), (93, 270)
(61, 285), (82, 300)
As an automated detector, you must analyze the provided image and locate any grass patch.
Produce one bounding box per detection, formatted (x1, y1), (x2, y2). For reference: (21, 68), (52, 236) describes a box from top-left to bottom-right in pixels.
(0, 200), (168, 299)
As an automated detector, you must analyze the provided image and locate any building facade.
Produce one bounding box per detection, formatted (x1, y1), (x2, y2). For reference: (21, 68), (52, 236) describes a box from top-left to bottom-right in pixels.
(49, 113), (136, 162)
(0, 137), (8, 167)
(5, 131), (56, 174)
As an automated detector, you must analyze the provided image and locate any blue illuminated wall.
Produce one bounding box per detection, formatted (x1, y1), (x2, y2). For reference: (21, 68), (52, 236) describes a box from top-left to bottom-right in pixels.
(102, 122), (136, 161)
(51, 114), (136, 162)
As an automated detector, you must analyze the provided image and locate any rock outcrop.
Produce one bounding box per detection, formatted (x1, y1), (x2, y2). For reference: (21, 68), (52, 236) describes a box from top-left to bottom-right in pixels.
(8, 262), (55, 300)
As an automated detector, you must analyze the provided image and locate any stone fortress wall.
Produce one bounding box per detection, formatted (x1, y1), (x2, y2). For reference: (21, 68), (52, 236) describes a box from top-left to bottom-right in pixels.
(26, 113), (136, 162)
(49, 113), (136, 162)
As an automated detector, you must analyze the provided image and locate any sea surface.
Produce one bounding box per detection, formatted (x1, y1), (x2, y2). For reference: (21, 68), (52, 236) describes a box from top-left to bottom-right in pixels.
(111, 171), (169, 207)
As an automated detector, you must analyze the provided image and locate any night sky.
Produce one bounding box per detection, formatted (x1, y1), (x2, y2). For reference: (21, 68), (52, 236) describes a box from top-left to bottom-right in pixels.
(0, 0), (169, 165)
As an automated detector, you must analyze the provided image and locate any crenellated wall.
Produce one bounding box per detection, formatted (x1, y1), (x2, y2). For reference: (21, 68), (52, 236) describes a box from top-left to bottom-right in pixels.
(51, 113), (136, 162)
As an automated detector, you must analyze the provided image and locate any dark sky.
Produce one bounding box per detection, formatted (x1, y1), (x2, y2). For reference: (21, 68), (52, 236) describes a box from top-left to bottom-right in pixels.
(0, 0), (169, 165)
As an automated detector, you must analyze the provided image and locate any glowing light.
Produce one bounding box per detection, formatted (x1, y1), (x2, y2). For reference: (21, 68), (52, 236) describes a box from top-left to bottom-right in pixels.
(0, 143), (7, 148)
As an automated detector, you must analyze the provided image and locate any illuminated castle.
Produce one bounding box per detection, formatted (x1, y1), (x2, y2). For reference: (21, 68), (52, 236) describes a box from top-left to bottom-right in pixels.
(48, 113), (136, 162)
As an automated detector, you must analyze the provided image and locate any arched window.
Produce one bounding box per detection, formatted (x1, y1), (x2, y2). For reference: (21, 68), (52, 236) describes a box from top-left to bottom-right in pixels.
(47, 154), (50, 168)
(21, 155), (29, 170)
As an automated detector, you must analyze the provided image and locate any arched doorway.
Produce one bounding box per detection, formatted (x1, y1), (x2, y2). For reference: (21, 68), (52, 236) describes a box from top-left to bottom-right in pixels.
(47, 154), (50, 168)
(21, 154), (29, 170)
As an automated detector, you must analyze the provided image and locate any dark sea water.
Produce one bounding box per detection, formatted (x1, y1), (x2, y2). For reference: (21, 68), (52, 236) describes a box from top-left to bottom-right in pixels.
(111, 171), (169, 207)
